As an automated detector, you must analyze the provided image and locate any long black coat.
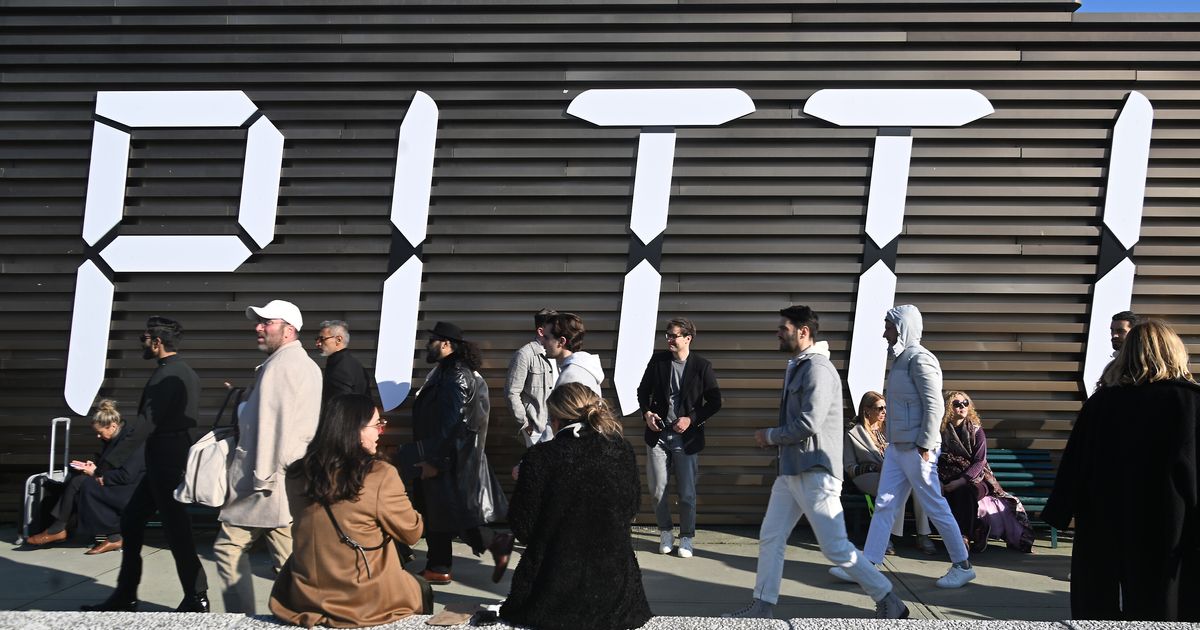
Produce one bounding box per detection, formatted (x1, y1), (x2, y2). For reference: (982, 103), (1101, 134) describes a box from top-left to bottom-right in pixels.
(1043, 379), (1199, 621)
(322, 348), (369, 402)
(398, 357), (505, 533)
(77, 427), (146, 536)
(500, 428), (651, 630)
(636, 351), (722, 455)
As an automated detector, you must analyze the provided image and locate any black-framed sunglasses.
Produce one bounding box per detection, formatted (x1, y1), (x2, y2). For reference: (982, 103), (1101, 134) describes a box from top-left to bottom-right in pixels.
(952, 400), (971, 409)
(873, 404), (887, 411)
(664, 333), (690, 340)
(139, 335), (153, 342)
(315, 335), (337, 344)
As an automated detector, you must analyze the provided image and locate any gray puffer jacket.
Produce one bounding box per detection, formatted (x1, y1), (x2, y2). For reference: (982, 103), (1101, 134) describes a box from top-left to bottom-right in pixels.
(884, 305), (944, 451)
(769, 341), (844, 479)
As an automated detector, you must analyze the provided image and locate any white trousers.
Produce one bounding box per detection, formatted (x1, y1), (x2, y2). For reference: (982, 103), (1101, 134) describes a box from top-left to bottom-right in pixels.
(754, 472), (893, 605)
(864, 445), (968, 565)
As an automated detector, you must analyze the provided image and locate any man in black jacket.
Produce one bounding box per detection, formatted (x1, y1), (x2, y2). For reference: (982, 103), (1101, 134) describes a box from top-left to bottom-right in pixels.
(637, 317), (722, 559)
(315, 319), (369, 402)
(83, 316), (208, 613)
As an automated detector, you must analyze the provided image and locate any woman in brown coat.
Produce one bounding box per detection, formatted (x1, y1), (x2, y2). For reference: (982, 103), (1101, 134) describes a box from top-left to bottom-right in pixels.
(270, 394), (427, 628)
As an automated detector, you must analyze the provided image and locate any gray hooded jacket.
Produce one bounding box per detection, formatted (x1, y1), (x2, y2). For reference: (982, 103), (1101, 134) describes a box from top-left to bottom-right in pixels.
(884, 305), (945, 451)
(768, 341), (844, 478)
(557, 351), (604, 397)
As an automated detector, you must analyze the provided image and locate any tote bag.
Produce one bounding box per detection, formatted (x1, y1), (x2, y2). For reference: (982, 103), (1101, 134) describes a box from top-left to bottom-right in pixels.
(174, 387), (243, 507)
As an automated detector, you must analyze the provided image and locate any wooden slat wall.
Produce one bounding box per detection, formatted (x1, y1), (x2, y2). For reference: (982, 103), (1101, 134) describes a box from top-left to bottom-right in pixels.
(2, 0), (1199, 524)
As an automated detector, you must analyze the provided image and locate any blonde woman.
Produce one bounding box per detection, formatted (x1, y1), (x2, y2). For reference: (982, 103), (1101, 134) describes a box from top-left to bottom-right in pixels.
(500, 383), (652, 630)
(937, 392), (1034, 554)
(1044, 320), (1199, 621)
(26, 400), (145, 555)
(844, 391), (934, 555)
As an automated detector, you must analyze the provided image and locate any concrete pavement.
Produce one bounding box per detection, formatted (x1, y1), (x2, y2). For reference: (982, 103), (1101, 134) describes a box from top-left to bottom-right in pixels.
(2, 523), (1073, 621)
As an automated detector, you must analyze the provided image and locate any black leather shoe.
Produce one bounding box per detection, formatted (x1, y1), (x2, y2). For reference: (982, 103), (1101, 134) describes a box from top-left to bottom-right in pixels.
(80, 594), (138, 612)
(174, 592), (210, 613)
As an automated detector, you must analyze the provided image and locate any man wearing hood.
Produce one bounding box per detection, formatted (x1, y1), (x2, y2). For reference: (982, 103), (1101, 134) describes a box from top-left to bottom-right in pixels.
(541, 312), (605, 396)
(860, 304), (975, 589)
(728, 305), (908, 619)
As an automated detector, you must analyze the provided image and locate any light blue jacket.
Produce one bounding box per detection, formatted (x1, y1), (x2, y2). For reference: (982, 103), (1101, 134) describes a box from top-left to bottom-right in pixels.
(884, 305), (945, 451)
(769, 341), (845, 479)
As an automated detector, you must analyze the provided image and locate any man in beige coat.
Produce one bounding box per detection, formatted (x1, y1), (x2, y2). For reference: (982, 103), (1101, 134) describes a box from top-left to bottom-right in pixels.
(215, 299), (322, 614)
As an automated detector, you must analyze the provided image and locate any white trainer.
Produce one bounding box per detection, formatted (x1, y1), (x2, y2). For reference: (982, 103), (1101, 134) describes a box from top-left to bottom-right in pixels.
(828, 565), (853, 582)
(658, 531), (673, 555)
(677, 536), (693, 558)
(936, 564), (976, 588)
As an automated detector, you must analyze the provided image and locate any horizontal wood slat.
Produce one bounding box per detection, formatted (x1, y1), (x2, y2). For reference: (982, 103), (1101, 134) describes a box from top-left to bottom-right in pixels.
(2, 0), (1198, 525)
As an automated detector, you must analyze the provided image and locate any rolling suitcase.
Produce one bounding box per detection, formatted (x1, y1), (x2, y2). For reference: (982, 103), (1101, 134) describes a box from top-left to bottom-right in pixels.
(16, 417), (71, 545)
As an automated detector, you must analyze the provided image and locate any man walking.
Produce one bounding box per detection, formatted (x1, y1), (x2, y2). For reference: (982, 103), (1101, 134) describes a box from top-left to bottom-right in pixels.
(728, 305), (908, 619)
(854, 304), (975, 589)
(541, 312), (605, 395)
(637, 317), (721, 559)
(82, 316), (208, 613)
(215, 300), (322, 614)
(315, 319), (369, 401)
(401, 321), (510, 585)
(505, 308), (559, 446)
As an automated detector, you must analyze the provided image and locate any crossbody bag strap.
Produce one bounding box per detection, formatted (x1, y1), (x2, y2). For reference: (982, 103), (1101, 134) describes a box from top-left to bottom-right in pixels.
(322, 503), (391, 579)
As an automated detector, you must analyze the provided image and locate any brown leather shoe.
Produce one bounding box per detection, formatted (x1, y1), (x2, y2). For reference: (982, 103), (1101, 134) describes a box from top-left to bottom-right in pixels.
(490, 532), (515, 583)
(418, 569), (452, 585)
(85, 539), (123, 555)
(26, 529), (68, 546)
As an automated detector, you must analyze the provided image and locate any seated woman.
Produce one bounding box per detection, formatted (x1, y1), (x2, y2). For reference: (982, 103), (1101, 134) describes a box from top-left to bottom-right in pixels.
(500, 383), (652, 630)
(270, 394), (429, 628)
(25, 399), (144, 554)
(938, 391), (1034, 553)
(843, 391), (933, 555)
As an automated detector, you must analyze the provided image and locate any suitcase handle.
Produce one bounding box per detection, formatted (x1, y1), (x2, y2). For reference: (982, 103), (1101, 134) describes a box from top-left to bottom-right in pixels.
(48, 416), (70, 480)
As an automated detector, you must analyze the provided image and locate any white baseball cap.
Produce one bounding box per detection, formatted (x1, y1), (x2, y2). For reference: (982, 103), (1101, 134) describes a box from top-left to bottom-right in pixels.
(245, 299), (304, 331)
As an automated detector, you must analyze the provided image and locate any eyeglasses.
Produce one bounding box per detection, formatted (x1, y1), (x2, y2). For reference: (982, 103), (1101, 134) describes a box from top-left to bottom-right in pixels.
(873, 405), (887, 411)
(257, 318), (284, 328)
(365, 419), (388, 432)
(952, 400), (971, 409)
(315, 335), (336, 344)
(139, 335), (153, 342)
(664, 333), (690, 340)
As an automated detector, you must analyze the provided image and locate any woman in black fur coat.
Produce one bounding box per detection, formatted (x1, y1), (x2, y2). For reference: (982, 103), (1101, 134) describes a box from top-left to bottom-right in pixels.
(500, 382), (652, 630)
(1043, 319), (1199, 621)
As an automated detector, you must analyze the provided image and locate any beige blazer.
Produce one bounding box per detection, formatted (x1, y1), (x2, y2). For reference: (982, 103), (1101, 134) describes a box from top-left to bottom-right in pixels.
(221, 340), (322, 529)
(843, 423), (885, 496)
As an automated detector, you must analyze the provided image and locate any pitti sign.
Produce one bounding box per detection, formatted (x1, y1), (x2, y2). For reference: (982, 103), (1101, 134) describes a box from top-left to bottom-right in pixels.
(63, 88), (1152, 416)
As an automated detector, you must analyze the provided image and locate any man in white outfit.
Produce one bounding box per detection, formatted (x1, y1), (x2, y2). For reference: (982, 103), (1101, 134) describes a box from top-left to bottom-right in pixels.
(727, 305), (909, 619)
(840, 304), (975, 589)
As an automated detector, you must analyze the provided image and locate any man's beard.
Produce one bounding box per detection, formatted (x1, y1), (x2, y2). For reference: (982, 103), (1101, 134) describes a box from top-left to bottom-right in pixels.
(425, 349), (439, 364)
(142, 346), (155, 360)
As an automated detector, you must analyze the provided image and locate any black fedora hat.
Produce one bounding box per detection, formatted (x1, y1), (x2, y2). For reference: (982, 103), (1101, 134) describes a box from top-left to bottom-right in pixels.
(427, 321), (465, 342)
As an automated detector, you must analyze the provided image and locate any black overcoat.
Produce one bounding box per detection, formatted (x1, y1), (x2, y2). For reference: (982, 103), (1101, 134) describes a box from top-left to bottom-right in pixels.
(1042, 378), (1199, 621)
(322, 348), (369, 402)
(500, 428), (652, 630)
(77, 428), (146, 536)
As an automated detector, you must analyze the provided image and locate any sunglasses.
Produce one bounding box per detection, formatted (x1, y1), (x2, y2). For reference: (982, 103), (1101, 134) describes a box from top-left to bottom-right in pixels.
(664, 333), (690, 340)
(952, 400), (971, 409)
(873, 405), (886, 411)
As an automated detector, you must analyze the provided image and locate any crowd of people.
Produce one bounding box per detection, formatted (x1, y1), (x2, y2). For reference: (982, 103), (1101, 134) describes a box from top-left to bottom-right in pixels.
(19, 302), (1198, 624)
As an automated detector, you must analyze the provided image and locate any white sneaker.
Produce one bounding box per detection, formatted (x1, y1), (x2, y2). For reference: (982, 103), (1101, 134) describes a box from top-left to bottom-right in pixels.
(658, 531), (673, 555)
(828, 565), (854, 583)
(677, 536), (693, 558)
(936, 564), (976, 588)
(723, 598), (775, 618)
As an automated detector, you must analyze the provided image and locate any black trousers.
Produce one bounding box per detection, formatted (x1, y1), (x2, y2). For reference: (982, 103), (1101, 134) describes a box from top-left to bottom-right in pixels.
(425, 527), (486, 574)
(116, 432), (206, 597)
(49, 473), (88, 529)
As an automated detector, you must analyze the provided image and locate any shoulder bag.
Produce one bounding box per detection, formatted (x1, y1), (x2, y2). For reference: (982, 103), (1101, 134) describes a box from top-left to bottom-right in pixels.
(173, 387), (244, 507)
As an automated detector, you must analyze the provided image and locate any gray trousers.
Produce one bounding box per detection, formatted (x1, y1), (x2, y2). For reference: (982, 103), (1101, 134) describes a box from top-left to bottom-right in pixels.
(646, 431), (699, 537)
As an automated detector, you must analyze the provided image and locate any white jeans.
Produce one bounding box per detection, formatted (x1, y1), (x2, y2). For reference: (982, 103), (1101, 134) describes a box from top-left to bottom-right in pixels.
(754, 472), (893, 604)
(884, 487), (932, 537)
(865, 445), (968, 565)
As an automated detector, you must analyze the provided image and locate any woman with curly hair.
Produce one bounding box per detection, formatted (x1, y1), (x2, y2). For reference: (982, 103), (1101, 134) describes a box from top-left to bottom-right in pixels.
(937, 391), (1034, 553)
(270, 394), (428, 628)
(500, 382), (652, 630)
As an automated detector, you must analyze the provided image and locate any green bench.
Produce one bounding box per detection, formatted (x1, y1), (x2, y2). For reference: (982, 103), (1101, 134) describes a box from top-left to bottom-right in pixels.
(988, 448), (1059, 548)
